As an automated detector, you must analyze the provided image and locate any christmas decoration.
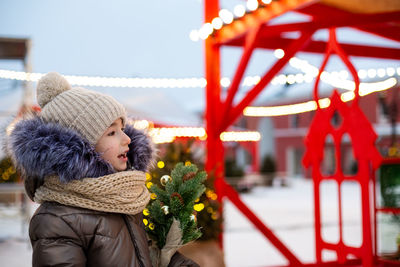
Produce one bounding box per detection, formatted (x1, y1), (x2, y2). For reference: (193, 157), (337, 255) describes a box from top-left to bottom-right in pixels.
(160, 175), (172, 186)
(161, 205), (169, 215)
(149, 139), (223, 241)
(145, 162), (206, 249)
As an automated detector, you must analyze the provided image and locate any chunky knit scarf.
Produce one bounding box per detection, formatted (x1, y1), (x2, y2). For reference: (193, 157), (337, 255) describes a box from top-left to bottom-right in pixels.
(34, 170), (150, 215)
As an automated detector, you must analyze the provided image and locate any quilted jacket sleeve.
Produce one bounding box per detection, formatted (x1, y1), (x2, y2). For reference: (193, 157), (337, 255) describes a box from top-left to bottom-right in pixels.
(168, 252), (200, 267)
(29, 213), (86, 267)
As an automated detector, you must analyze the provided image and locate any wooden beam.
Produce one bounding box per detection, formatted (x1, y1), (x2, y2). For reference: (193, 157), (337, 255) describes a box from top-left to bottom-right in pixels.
(0, 38), (28, 60)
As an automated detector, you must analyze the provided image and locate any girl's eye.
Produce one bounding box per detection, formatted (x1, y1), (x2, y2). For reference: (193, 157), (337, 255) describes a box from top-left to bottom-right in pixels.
(108, 131), (116, 136)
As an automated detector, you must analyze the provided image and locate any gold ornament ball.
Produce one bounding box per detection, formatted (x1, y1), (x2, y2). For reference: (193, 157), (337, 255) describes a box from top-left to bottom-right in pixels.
(161, 205), (169, 215)
(160, 175), (172, 186)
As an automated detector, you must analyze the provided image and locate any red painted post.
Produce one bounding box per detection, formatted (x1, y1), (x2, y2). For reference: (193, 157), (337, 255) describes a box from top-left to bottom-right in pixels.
(204, 0), (222, 174)
(303, 29), (383, 266)
(204, 0), (226, 247)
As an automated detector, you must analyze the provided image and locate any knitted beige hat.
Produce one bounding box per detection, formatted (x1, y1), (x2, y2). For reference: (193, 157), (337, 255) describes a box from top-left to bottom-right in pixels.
(37, 72), (127, 145)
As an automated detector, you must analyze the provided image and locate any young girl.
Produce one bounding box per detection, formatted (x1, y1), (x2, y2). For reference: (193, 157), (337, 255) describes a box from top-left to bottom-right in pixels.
(7, 72), (198, 267)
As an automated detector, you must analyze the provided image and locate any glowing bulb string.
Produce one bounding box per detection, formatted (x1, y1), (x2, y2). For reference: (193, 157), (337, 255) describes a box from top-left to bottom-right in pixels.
(191, 0), (273, 41)
(1, 66), (398, 89)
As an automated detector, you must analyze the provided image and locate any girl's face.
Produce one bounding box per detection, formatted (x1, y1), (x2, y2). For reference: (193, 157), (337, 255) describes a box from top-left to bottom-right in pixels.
(95, 118), (131, 171)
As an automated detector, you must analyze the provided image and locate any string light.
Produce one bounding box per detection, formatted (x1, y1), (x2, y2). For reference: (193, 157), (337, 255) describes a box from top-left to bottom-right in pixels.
(211, 17), (223, 30)
(233, 5), (246, 18)
(189, 30), (200, 42)
(219, 9), (234, 24)
(129, 121), (261, 143)
(191, 0), (308, 41)
(1, 67), (396, 90)
(386, 67), (395, 77)
(220, 131), (261, 142)
(244, 77), (397, 117)
(246, 0), (259, 11)
(130, 119), (150, 130)
(286, 55), (399, 92)
(0, 69), (208, 89)
(274, 49), (285, 59)
(220, 77), (231, 87)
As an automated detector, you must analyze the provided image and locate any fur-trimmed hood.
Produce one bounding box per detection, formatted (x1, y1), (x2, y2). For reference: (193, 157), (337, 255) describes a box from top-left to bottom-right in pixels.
(6, 116), (155, 200)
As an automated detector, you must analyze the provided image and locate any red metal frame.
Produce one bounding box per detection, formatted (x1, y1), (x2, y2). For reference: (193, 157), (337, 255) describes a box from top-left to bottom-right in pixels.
(303, 29), (382, 267)
(204, 1), (400, 266)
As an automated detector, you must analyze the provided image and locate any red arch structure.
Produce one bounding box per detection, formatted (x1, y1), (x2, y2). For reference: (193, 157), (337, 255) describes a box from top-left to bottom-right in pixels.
(203, 0), (400, 266)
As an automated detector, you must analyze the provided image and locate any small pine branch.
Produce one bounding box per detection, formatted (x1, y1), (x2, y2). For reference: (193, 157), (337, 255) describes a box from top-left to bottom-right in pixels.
(145, 162), (206, 249)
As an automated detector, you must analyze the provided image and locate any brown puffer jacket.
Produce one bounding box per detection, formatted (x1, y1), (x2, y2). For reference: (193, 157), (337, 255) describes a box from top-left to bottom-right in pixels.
(30, 202), (198, 267)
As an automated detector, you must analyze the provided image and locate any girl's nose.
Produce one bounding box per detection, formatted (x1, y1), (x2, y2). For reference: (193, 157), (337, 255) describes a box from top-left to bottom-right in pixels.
(123, 132), (131, 145)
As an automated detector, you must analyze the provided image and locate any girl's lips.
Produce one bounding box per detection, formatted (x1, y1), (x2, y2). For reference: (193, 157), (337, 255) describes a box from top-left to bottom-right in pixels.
(118, 152), (128, 162)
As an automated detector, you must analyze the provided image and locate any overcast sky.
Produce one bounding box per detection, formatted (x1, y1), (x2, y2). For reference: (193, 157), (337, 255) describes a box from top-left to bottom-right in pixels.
(0, 0), (399, 120)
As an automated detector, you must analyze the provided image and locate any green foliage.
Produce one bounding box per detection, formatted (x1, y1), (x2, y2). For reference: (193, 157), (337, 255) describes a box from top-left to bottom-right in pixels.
(260, 155), (276, 174)
(149, 139), (223, 241)
(380, 163), (400, 208)
(145, 163), (206, 249)
(224, 158), (244, 177)
(379, 162), (400, 225)
(0, 157), (19, 183)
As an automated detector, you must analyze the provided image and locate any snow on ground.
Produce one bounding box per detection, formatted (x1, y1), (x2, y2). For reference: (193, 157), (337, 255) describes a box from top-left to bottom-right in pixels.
(0, 178), (398, 267)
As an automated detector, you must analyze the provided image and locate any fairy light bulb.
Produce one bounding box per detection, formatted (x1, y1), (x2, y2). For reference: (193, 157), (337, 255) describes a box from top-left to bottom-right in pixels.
(367, 68), (377, 78)
(287, 74), (296, 84)
(211, 17), (223, 30)
(386, 67), (395, 76)
(234, 5), (246, 17)
(219, 9), (234, 24)
(199, 26), (210, 40)
(220, 77), (231, 87)
(377, 68), (386, 78)
(189, 30), (199, 42)
(274, 49), (285, 59)
(358, 69), (367, 79)
(246, 0), (259, 11)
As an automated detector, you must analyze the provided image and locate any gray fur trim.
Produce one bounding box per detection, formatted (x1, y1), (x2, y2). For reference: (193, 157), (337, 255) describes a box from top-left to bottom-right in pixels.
(7, 117), (114, 183)
(124, 124), (156, 172)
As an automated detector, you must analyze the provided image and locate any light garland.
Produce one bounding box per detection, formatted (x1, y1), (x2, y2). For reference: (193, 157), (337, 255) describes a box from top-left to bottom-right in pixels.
(220, 131), (261, 142)
(190, 0), (274, 41)
(1, 66), (398, 89)
(5, 116), (260, 143)
(244, 77), (397, 117)
(0, 69), (207, 89)
(241, 49), (398, 117)
(128, 122), (261, 144)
